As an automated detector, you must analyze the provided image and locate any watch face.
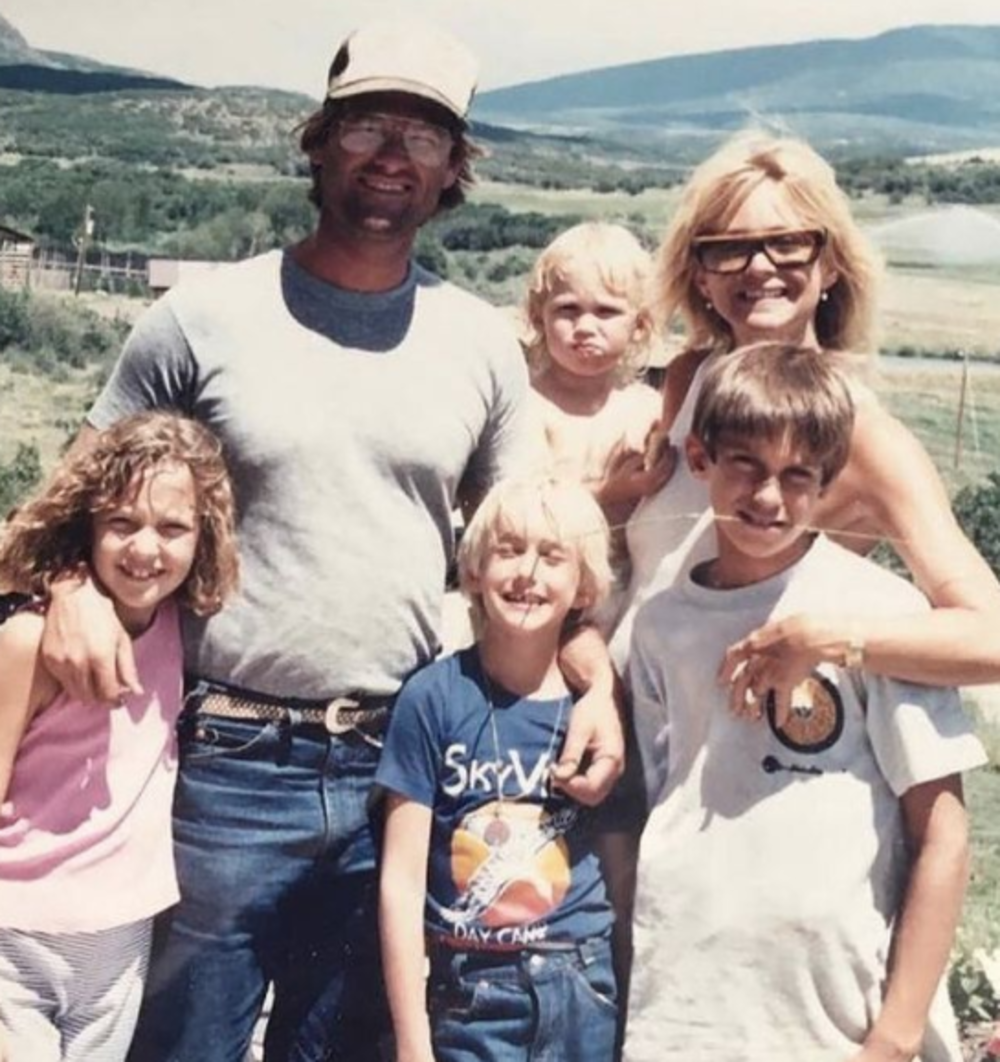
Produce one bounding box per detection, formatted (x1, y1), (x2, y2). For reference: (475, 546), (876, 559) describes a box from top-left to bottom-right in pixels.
(767, 672), (844, 754)
(844, 638), (865, 670)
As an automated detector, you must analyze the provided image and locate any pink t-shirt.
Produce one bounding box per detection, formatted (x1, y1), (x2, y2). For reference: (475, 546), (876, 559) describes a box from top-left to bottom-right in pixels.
(0, 599), (183, 932)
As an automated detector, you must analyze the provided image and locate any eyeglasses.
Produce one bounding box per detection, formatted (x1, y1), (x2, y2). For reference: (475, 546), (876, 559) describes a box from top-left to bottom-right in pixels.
(336, 113), (454, 166)
(692, 229), (827, 274)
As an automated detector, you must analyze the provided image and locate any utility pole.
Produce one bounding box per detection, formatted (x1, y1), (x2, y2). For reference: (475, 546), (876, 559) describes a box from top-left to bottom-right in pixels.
(73, 203), (95, 296)
(953, 349), (970, 471)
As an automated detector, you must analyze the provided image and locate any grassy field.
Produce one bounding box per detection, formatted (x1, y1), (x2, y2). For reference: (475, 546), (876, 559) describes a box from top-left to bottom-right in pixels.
(955, 759), (1000, 1037)
(0, 360), (101, 468)
(0, 292), (144, 469)
(881, 266), (1000, 357)
(475, 178), (682, 231)
(874, 356), (1000, 495)
(964, 765), (1000, 952)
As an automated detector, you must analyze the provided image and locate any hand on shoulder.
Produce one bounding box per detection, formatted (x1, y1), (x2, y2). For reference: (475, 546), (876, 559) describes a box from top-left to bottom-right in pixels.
(41, 575), (140, 705)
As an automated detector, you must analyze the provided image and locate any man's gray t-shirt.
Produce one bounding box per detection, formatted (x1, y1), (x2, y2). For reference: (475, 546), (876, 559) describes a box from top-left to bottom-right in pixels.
(89, 250), (529, 698)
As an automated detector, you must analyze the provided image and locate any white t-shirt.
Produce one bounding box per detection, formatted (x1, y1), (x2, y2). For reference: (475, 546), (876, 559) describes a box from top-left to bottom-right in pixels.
(625, 534), (986, 1062)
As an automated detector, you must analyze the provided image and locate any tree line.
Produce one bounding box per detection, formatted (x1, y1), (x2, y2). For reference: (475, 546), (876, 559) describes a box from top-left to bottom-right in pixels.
(837, 156), (1000, 205)
(8, 155), (1000, 275)
(0, 158), (315, 261)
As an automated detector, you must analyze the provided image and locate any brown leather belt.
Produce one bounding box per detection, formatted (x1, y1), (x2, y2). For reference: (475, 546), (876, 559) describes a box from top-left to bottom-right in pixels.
(194, 689), (392, 741)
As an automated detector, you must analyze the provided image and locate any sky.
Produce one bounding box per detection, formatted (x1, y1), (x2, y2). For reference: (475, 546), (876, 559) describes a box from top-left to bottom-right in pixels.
(2, 0), (1000, 98)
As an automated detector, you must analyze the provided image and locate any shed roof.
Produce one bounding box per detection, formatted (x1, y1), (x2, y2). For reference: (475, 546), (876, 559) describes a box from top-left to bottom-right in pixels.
(0, 222), (34, 244)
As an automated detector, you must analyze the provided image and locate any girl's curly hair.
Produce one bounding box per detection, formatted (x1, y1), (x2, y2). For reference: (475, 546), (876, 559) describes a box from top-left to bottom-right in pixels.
(0, 412), (239, 616)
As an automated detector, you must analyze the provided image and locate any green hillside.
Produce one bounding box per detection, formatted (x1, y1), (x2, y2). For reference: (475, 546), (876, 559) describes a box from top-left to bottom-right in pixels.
(0, 85), (313, 170)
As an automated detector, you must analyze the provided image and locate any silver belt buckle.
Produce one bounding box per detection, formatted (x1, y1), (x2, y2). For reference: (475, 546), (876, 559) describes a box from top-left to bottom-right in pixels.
(324, 697), (360, 735)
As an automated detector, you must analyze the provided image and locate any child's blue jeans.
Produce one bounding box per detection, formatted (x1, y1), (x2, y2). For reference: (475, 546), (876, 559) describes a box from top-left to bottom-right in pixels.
(428, 935), (617, 1062)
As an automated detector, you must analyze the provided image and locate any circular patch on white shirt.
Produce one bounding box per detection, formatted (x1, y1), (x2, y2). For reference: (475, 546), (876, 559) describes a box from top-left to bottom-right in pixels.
(768, 673), (844, 753)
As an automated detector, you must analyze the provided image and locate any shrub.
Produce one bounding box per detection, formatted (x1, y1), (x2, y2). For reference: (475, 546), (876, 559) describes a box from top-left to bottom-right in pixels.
(413, 233), (449, 278)
(0, 443), (42, 517)
(0, 288), (31, 349)
(0, 291), (127, 376)
(950, 948), (1000, 1030)
(953, 472), (1000, 579)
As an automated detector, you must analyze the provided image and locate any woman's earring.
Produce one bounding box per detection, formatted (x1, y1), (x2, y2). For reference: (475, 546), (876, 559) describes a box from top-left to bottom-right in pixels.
(704, 299), (715, 312)
(820, 290), (830, 303)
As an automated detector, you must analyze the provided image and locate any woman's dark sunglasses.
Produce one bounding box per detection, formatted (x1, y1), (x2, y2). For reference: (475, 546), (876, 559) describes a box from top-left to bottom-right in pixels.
(692, 229), (827, 274)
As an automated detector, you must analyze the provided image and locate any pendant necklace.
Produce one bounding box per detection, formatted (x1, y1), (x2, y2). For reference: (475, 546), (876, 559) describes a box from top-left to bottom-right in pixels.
(480, 659), (569, 847)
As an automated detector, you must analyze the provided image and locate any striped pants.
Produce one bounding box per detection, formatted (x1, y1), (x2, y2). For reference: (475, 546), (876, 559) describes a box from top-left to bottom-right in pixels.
(0, 920), (151, 1062)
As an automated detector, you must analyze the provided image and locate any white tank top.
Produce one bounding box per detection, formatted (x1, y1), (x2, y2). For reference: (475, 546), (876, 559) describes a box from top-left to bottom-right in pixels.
(610, 356), (719, 666)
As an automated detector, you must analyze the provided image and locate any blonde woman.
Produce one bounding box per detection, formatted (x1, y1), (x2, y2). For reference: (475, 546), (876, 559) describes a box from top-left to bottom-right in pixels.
(617, 131), (1000, 715)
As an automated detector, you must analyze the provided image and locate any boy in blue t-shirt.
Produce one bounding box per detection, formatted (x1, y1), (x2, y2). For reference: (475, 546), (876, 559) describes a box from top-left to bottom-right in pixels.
(377, 476), (617, 1062)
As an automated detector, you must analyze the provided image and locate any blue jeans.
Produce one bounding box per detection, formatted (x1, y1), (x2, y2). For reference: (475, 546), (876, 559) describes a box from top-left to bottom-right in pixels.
(126, 712), (387, 1062)
(428, 936), (617, 1062)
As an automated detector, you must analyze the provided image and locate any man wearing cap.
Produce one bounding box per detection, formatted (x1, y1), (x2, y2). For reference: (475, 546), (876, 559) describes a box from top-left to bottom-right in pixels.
(39, 20), (622, 1062)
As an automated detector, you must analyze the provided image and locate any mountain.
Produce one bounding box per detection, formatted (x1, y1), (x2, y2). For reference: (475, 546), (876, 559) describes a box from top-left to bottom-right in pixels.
(0, 11), (190, 92)
(0, 12), (49, 66)
(0, 12), (308, 170)
(2, 12), (1000, 163)
(476, 24), (1000, 155)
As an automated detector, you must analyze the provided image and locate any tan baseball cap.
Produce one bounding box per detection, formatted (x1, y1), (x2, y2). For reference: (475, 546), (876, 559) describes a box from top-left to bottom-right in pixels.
(326, 21), (479, 122)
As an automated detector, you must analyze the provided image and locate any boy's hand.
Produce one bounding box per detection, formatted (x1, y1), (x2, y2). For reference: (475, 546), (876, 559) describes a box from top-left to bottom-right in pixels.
(41, 572), (141, 705)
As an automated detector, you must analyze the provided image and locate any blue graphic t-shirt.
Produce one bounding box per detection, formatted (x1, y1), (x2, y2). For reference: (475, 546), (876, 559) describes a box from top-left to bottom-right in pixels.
(376, 647), (613, 950)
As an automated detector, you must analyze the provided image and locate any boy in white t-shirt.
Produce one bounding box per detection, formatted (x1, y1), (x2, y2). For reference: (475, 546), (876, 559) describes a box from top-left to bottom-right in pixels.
(623, 342), (986, 1062)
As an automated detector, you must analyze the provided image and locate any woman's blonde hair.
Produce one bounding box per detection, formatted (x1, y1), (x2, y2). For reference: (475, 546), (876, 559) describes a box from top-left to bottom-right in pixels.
(523, 222), (657, 384)
(658, 131), (882, 354)
(0, 412), (239, 616)
(458, 475), (612, 626)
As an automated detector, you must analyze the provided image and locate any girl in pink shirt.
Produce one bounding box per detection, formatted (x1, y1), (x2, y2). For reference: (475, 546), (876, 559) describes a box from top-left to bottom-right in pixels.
(0, 412), (238, 1062)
